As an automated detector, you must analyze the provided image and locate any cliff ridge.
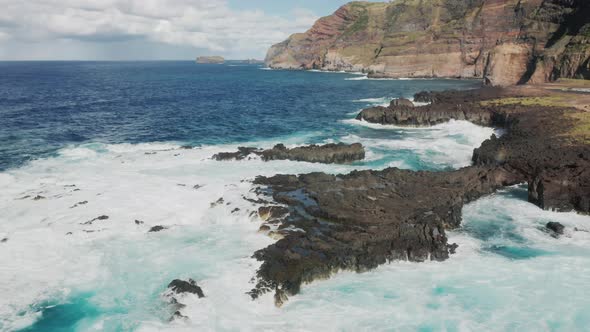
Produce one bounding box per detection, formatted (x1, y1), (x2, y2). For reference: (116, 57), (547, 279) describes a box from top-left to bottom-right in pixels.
(266, 0), (590, 86)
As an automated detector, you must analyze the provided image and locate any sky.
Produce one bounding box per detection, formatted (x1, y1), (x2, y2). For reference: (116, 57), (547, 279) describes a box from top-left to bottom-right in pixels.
(0, 0), (362, 60)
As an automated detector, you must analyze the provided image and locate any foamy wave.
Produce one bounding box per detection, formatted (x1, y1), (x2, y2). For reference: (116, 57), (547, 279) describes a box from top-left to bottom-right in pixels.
(352, 97), (429, 108)
(352, 97), (392, 105)
(345, 76), (368, 81)
(340, 120), (496, 169)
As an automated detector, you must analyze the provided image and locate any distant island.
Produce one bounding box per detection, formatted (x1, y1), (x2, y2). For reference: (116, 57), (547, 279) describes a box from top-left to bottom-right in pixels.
(196, 56), (225, 64)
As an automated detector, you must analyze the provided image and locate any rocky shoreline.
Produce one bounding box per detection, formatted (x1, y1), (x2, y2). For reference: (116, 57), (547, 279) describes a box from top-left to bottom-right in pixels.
(246, 86), (590, 306)
(214, 143), (365, 164)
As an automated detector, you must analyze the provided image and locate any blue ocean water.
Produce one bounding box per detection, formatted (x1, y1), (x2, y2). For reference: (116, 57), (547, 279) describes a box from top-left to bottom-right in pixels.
(0, 61), (478, 171)
(1, 62), (590, 332)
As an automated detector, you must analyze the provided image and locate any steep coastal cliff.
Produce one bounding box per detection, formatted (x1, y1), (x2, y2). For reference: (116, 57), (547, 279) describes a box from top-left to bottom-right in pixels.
(266, 0), (590, 86)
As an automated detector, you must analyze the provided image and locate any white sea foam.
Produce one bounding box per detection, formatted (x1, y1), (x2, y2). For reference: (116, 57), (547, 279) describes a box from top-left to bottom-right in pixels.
(2, 133), (589, 331)
(352, 97), (392, 107)
(352, 97), (430, 108)
(140, 186), (590, 331)
(340, 120), (496, 169)
(0, 139), (377, 331)
(345, 75), (368, 81)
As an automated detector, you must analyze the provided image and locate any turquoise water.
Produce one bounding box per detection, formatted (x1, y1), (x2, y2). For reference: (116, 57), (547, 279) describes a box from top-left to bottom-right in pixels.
(1, 63), (589, 331)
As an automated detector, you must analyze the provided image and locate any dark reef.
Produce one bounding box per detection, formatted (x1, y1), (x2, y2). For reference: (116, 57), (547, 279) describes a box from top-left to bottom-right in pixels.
(246, 87), (590, 306)
(214, 143), (365, 164)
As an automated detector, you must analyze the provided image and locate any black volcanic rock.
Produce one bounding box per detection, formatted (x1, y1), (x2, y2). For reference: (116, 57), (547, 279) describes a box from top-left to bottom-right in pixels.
(148, 226), (167, 233)
(358, 88), (590, 214)
(246, 87), (590, 307)
(546, 222), (566, 235)
(248, 166), (523, 306)
(168, 279), (205, 298)
(214, 143), (365, 164)
(390, 98), (414, 108)
(356, 104), (493, 127)
(213, 147), (260, 161)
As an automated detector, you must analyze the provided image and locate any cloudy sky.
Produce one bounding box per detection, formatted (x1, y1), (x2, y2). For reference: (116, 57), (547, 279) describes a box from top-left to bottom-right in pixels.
(0, 0), (359, 60)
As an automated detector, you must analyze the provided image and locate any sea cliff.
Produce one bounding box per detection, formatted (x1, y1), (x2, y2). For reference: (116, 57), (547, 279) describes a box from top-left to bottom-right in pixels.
(266, 0), (590, 86)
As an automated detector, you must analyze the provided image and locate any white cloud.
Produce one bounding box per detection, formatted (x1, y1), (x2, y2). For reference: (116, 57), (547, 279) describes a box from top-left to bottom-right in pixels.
(0, 0), (319, 59)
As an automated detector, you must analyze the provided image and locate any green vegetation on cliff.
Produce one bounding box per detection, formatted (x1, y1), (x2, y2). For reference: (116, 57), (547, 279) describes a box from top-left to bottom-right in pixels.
(266, 0), (590, 86)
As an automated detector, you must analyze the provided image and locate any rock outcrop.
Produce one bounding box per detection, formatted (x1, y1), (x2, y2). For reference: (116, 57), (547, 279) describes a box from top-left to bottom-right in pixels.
(266, 0), (590, 86)
(546, 222), (566, 235)
(247, 86), (590, 306)
(359, 88), (590, 214)
(213, 143), (365, 164)
(248, 165), (522, 306)
(167, 279), (205, 298)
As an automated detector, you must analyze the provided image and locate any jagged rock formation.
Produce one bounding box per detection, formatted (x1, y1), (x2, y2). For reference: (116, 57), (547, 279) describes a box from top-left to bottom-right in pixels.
(213, 143), (365, 164)
(266, 0), (590, 86)
(247, 86), (590, 306)
(249, 165), (521, 306)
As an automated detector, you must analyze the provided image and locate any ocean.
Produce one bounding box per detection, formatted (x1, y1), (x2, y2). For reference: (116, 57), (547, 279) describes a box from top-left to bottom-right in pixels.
(0, 61), (589, 331)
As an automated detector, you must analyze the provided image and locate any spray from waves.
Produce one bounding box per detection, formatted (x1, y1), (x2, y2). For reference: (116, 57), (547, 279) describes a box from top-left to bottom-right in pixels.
(345, 75), (368, 81)
(351, 97), (430, 109)
(352, 97), (393, 107)
(0, 140), (374, 331)
(340, 120), (496, 169)
(1, 136), (585, 330)
(0, 117), (501, 331)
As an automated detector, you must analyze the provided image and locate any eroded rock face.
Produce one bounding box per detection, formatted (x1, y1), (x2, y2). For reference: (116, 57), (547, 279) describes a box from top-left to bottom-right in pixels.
(266, 0), (590, 86)
(356, 104), (492, 127)
(472, 107), (590, 214)
(214, 143), (365, 164)
(248, 166), (523, 306)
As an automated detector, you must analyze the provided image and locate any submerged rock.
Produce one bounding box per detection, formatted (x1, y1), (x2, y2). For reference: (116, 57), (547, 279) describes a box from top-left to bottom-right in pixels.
(214, 143), (365, 164)
(546, 222), (565, 235)
(148, 226), (167, 233)
(168, 279), (205, 298)
(210, 197), (225, 208)
(81, 215), (109, 225)
(70, 201), (88, 209)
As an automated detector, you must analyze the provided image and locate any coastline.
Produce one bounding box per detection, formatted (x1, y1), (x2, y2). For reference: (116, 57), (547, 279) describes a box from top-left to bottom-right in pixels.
(245, 80), (590, 306)
(2, 61), (589, 329)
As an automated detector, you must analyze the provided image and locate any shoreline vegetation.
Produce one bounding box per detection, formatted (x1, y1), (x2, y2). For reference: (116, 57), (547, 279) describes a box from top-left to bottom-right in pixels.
(232, 79), (590, 306)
